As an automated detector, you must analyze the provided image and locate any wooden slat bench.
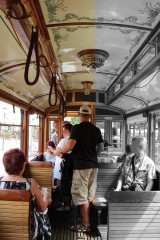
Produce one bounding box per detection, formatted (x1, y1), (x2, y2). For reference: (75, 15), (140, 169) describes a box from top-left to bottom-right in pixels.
(108, 191), (160, 240)
(93, 163), (121, 207)
(0, 189), (31, 240)
(92, 162), (121, 225)
(24, 161), (53, 202)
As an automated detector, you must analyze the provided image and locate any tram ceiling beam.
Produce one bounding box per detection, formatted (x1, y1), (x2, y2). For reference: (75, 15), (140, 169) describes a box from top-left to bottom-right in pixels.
(106, 52), (160, 105)
(47, 22), (152, 32)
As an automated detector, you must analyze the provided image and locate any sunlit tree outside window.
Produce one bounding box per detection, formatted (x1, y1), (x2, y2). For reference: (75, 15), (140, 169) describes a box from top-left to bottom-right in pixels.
(29, 114), (40, 159)
(0, 101), (22, 176)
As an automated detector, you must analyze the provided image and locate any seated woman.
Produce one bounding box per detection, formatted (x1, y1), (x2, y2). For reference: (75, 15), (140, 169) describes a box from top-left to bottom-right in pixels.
(0, 148), (51, 240)
(43, 140), (56, 165)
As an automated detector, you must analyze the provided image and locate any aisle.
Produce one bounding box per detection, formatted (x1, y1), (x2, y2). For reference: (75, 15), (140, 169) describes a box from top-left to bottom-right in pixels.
(51, 207), (106, 240)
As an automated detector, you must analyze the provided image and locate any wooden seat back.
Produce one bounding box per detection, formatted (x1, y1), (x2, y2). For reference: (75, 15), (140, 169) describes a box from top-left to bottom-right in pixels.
(94, 163), (121, 206)
(25, 161), (53, 199)
(108, 191), (160, 240)
(0, 189), (31, 240)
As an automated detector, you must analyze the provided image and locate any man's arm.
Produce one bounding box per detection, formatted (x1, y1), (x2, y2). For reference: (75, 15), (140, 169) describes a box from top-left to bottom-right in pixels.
(145, 178), (154, 191)
(53, 147), (61, 156)
(96, 142), (104, 155)
(59, 139), (76, 156)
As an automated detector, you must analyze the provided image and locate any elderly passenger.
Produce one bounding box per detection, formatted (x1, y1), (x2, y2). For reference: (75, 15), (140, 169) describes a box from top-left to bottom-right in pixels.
(115, 136), (156, 191)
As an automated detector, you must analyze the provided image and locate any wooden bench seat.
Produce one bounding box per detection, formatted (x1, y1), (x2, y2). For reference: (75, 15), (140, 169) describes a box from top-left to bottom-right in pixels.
(24, 161), (53, 201)
(0, 189), (31, 240)
(108, 191), (160, 240)
(92, 162), (121, 225)
(93, 163), (121, 207)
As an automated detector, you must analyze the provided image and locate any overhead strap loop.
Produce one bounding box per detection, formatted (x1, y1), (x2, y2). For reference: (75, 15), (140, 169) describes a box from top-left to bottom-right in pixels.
(59, 93), (66, 117)
(48, 73), (57, 106)
(39, 54), (52, 68)
(24, 26), (40, 85)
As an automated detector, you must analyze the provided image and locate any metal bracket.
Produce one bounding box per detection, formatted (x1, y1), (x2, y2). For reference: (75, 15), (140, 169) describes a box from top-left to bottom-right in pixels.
(3, 0), (32, 20)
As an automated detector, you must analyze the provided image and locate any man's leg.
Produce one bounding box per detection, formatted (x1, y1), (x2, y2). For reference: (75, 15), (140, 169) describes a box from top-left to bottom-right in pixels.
(80, 202), (90, 227)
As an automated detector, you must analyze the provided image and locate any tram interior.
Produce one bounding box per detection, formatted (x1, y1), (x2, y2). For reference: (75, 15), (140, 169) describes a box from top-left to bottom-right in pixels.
(1, 0), (160, 239)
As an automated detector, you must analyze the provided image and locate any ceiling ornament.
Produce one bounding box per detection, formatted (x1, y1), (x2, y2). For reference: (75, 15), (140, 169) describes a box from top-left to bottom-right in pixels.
(77, 49), (109, 73)
(81, 81), (93, 95)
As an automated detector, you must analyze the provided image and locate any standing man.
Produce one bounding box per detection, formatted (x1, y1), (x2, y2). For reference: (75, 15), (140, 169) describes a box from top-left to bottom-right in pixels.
(115, 136), (156, 191)
(51, 120), (58, 147)
(58, 105), (104, 232)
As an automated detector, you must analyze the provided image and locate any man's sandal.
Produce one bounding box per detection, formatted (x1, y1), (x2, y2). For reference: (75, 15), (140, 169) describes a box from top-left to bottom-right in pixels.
(69, 224), (81, 232)
(77, 224), (91, 233)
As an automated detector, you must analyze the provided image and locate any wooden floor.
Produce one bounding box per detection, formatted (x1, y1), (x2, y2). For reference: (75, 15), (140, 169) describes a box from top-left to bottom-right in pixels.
(50, 207), (107, 240)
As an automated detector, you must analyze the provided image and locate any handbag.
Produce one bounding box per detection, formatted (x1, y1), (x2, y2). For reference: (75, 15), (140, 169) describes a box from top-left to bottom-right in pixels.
(30, 197), (51, 240)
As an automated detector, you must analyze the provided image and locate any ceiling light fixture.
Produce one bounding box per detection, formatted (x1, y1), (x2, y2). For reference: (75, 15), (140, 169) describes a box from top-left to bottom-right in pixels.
(77, 49), (109, 73)
(81, 81), (93, 95)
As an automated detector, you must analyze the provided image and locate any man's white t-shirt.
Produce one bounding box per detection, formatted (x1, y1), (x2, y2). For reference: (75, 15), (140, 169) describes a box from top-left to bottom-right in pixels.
(54, 137), (70, 180)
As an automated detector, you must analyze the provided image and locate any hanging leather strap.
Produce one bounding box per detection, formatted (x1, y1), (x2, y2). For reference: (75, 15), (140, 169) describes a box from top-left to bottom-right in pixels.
(48, 73), (57, 106)
(131, 155), (144, 190)
(58, 93), (66, 117)
(131, 156), (135, 181)
(24, 26), (40, 85)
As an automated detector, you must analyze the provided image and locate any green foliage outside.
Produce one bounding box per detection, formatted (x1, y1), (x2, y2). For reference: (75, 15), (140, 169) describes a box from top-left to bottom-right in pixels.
(70, 117), (80, 125)
(3, 131), (13, 138)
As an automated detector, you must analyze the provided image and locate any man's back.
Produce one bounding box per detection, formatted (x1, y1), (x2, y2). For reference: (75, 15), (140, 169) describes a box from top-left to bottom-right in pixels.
(70, 121), (103, 169)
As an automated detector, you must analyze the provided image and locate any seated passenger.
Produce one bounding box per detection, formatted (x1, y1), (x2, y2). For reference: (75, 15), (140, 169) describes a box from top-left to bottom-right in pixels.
(117, 144), (133, 170)
(115, 136), (156, 191)
(43, 140), (56, 165)
(0, 148), (51, 240)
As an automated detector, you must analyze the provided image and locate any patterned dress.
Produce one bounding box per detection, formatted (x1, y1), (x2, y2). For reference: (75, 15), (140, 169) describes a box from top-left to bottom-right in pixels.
(0, 178), (51, 240)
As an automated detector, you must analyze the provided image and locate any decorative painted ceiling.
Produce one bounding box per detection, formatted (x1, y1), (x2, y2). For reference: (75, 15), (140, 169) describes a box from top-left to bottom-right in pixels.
(0, 0), (160, 113)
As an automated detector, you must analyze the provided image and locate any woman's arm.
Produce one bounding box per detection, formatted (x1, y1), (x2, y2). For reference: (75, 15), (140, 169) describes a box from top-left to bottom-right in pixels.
(30, 178), (49, 212)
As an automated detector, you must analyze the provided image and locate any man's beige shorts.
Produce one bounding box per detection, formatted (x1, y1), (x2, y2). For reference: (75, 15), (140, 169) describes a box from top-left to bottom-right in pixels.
(71, 168), (98, 206)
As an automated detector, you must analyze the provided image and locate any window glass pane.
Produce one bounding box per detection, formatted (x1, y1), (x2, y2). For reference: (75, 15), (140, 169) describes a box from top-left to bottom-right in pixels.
(0, 102), (21, 125)
(95, 121), (105, 139)
(64, 117), (80, 125)
(155, 116), (160, 165)
(29, 114), (39, 125)
(123, 70), (132, 84)
(112, 121), (122, 149)
(28, 114), (39, 159)
(0, 125), (21, 150)
(157, 34), (160, 54)
(128, 122), (147, 144)
(0, 101), (22, 176)
(137, 46), (155, 71)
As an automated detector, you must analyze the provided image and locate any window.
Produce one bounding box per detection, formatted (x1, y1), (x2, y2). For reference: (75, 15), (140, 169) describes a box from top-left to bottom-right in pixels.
(95, 121), (105, 139)
(129, 123), (147, 139)
(64, 117), (80, 126)
(154, 115), (160, 165)
(112, 121), (122, 149)
(0, 101), (22, 175)
(29, 114), (40, 159)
